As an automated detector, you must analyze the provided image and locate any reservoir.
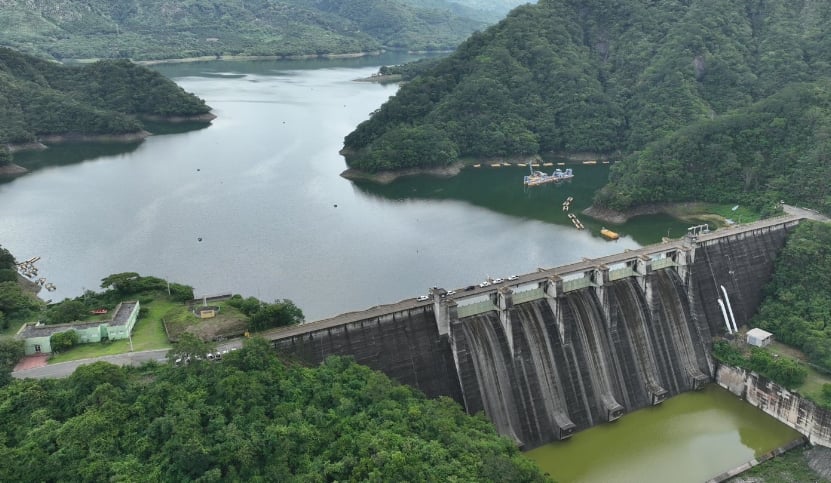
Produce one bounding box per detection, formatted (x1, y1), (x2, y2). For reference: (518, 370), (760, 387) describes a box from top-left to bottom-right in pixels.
(2, 53), (691, 321)
(526, 384), (802, 483)
(0, 54), (806, 480)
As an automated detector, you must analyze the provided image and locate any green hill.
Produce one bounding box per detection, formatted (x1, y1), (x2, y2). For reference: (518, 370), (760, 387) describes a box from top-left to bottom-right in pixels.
(0, 47), (211, 160)
(342, 0), (831, 213)
(0, 0), (493, 62)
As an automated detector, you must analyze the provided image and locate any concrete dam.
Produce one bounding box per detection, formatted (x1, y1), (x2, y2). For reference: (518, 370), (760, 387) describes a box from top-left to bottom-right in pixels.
(268, 216), (801, 449)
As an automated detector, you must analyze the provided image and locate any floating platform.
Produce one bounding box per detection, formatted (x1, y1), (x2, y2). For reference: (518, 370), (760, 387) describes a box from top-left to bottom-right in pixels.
(523, 168), (574, 187)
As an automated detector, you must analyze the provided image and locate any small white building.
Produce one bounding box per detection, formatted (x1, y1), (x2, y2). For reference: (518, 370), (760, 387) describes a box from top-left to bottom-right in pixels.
(747, 328), (773, 347)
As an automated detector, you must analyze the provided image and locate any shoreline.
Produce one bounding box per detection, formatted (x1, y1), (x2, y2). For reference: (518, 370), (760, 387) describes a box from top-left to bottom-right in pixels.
(337, 151), (618, 184)
(131, 51), (385, 66)
(340, 163), (464, 184)
(142, 112), (217, 123)
(0, 163), (28, 178)
(582, 202), (729, 225)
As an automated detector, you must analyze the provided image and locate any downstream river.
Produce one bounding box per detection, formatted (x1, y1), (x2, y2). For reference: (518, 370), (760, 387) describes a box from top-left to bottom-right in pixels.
(2, 53), (690, 321)
(0, 54), (803, 480)
(526, 384), (801, 483)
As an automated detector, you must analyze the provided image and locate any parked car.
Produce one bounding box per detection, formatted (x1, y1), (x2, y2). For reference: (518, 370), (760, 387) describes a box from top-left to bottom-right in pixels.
(479, 281), (491, 287)
(508, 275), (519, 281)
(492, 278), (504, 284)
(417, 295), (430, 301)
(446, 290), (457, 296)
(465, 285), (476, 291)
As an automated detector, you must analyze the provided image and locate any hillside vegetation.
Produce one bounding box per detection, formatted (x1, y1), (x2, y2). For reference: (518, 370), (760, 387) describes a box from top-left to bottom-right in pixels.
(0, 0), (492, 62)
(0, 340), (547, 482)
(342, 0), (831, 213)
(0, 47), (211, 162)
(754, 221), (831, 376)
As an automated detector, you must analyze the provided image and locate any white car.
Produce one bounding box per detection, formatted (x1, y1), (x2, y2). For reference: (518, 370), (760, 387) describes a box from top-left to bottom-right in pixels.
(446, 290), (457, 296)
(507, 275), (519, 281)
(479, 281), (491, 288)
(417, 295), (430, 301)
(492, 278), (504, 284)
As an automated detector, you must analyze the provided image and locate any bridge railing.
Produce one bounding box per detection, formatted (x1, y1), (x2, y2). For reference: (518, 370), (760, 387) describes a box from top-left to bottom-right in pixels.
(457, 301), (498, 318)
(609, 267), (636, 281)
(563, 277), (593, 292)
(651, 258), (677, 270)
(513, 287), (545, 304)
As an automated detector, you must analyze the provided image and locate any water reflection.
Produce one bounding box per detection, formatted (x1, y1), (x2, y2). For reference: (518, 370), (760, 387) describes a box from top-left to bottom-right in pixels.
(351, 165), (693, 245)
(11, 142), (143, 176)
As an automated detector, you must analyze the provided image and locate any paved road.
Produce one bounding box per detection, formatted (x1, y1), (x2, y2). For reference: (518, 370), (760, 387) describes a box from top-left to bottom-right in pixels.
(12, 339), (249, 379)
(12, 349), (171, 379)
(782, 204), (830, 222)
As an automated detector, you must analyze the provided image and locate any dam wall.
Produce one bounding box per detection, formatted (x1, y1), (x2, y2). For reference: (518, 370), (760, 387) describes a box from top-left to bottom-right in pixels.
(270, 305), (463, 402)
(688, 222), (795, 337)
(266, 216), (802, 449)
(716, 364), (831, 448)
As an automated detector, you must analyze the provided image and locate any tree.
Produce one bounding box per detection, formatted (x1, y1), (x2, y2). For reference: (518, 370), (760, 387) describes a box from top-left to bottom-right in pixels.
(0, 281), (39, 316)
(0, 337), (24, 386)
(247, 299), (304, 332)
(167, 332), (216, 364)
(50, 330), (79, 353)
(45, 299), (87, 325)
(100, 272), (142, 294)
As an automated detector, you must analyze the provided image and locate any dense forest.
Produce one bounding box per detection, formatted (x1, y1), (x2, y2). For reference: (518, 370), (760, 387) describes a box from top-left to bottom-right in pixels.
(0, 340), (547, 482)
(343, 0), (831, 213)
(0, 47), (211, 163)
(0, 0), (503, 62)
(753, 221), (831, 376)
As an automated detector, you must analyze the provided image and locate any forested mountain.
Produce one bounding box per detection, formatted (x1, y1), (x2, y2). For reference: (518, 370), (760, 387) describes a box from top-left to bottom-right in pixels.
(342, 0), (831, 213)
(0, 340), (546, 482)
(400, 0), (530, 23)
(0, 0), (493, 62)
(0, 48), (211, 162)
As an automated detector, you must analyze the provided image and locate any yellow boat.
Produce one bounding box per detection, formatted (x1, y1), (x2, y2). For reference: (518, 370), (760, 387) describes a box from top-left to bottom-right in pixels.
(600, 227), (619, 240)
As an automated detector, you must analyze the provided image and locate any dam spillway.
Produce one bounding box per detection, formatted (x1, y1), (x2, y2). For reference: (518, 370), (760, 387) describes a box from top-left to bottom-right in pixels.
(269, 216), (800, 449)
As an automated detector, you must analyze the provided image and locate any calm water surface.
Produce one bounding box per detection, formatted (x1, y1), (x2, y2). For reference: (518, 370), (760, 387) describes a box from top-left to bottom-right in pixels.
(4, 55), (697, 320)
(526, 384), (802, 483)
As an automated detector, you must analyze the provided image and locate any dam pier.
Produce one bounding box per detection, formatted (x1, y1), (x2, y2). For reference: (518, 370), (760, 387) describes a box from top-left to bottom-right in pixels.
(266, 215), (801, 449)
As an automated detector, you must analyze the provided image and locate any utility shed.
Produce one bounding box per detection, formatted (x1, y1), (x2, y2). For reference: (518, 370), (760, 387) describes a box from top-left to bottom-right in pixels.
(747, 328), (773, 347)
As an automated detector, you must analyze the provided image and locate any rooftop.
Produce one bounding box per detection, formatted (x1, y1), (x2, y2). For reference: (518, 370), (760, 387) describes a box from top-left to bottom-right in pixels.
(16, 300), (139, 339)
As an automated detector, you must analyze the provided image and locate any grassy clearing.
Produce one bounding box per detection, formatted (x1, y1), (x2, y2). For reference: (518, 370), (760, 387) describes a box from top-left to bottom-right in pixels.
(162, 301), (248, 342)
(48, 302), (172, 364)
(666, 202), (763, 227)
(767, 341), (831, 400)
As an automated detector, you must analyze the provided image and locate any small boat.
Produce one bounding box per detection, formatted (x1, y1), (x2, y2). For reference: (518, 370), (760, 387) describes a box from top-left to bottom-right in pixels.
(600, 227), (620, 240)
(502, 162), (512, 167)
(491, 163), (502, 167)
(582, 160), (597, 165)
(542, 162), (553, 167)
(473, 164), (481, 168)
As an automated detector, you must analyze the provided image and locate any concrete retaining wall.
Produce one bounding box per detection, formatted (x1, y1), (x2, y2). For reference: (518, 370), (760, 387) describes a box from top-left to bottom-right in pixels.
(716, 364), (831, 448)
